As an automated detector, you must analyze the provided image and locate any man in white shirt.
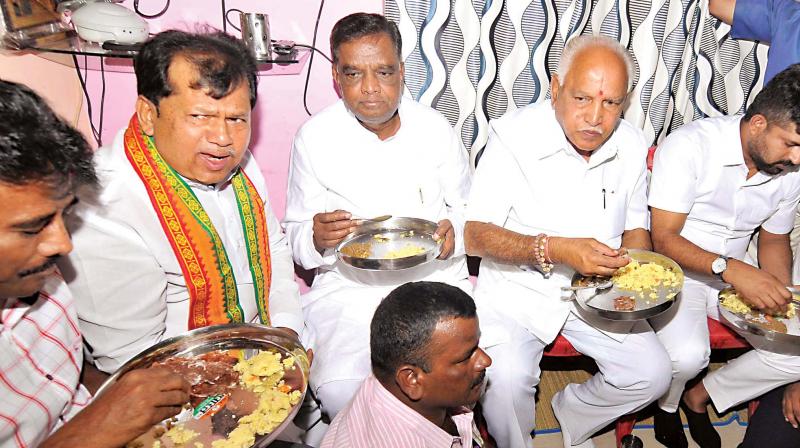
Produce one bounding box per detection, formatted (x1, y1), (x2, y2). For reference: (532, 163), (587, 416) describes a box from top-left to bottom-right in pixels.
(60, 30), (303, 373)
(464, 35), (670, 448)
(648, 63), (800, 448)
(321, 281), (491, 448)
(283, 13), (472, 422)
(0, 80), (190, 448)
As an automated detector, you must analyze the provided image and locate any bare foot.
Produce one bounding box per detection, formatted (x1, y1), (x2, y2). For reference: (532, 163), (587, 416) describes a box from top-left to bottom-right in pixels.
(683, 381), (711, 413)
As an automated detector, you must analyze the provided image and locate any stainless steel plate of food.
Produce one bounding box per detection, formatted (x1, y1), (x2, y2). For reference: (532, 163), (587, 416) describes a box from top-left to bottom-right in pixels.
(336, 217), (442, 270)
(570, 249), (684, 321)
(718, 287), (800, 355)
(97, 323), (309, 448)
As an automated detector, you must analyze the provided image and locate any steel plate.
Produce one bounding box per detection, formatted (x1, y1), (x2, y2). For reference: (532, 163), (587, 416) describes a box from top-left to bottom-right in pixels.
(571, 249), (684, 321)
(335, 217), (442, 270)
(96, 324), (309, 448)
(718, 287), (800, 355)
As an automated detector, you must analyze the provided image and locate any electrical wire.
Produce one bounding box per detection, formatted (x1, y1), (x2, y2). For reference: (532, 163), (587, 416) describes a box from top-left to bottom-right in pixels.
(98, 56), (106, 147)
(133, 0), (170, 19)
(71, 55), (105, 147)
(303, 0), (326, 116)
(225, 8), (244, 32)
(294, 43), (331, 63)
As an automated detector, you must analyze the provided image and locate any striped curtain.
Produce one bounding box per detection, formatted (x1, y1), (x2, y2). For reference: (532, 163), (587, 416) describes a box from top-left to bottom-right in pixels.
(385, 0), (769, 167)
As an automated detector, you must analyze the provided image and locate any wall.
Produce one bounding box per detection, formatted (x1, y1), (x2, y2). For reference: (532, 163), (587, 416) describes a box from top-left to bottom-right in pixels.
(0, 52), (94, 138)
(82, 0), (382, 218)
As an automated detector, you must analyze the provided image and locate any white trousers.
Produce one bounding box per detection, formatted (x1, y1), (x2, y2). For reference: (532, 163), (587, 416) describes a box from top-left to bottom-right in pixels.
(480, 313), (671, 447)
(650, 276), (719, 412)
(705, 347), (800, 412)
(652, 275), (800, 413)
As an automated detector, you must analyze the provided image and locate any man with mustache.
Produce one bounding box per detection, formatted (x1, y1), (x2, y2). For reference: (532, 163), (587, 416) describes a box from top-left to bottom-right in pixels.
(648, 64), (800, 448)
(0, 80), (190, 447)
(283, 12), (472, 430)
(59, 30), (303, 374)
(464, 35), (670, 448)
(320, 281), (491, 448)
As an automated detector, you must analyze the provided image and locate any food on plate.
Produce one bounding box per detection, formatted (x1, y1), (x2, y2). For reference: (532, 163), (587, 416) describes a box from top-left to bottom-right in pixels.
(127, 350), (302, 448)
(720, 288), (795, 333)
(613, 296), (636, 311)
(384, 244), (427, 259)
(340, 242), (372, 258)
(612, 260), (680, 298)
(719, 289), (796, 318)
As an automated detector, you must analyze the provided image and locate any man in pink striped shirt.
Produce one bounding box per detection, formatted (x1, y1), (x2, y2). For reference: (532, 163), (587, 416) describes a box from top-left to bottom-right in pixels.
(0, 80), (190, 447)
(321, 281), (492, 448)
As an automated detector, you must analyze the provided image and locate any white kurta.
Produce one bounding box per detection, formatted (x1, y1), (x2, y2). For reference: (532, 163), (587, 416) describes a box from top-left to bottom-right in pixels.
(467, 101), (670, 448)
(648, 115), (800, 412)
(60, 130), (303, 373)
(283, 98), (472, 416)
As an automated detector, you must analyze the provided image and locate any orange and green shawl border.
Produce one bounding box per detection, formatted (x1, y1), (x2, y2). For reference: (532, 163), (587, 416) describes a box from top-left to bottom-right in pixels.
(123, 115), (271, 329)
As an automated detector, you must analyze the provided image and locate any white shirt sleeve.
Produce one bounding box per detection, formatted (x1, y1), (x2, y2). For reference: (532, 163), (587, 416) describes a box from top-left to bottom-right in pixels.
(283, 132), (336, 270)
(762, 177), (800, 235)
(438, 127), (472, 257)
(263, 199), (304, 335)
(625, 150), (650, 231)
(61, 212), (169, 373)
(648, 133), (698, 214)
(466, 127), (522, 226)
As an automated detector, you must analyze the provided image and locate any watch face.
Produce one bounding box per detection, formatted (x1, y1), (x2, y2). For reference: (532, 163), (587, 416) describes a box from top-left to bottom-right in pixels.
(712, 257), (727, 274)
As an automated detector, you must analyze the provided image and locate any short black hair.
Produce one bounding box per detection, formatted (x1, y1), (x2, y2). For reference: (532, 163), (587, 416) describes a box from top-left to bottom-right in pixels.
(330, 13), (402, 64)
(744, 63), (800, 132)
(370, 281), (476, 381)
(135, 29), (258, 109)
(0, 80), (97, 190)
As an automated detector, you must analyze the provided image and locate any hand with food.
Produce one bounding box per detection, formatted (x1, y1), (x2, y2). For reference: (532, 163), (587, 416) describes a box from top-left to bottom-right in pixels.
(724, 259), (791, 315)
(313, 210), (358, 253)
(434, 219), (455, 259)
(42, 367), (190, 448)
(549, 237), (630, 276)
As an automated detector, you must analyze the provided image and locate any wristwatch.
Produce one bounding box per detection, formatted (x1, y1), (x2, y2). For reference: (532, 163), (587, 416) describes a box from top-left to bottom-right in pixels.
(711, 256), (729, 280)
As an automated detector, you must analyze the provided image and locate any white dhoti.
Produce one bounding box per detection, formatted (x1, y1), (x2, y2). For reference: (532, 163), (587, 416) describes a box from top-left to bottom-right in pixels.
(650, 275), (720, 412)
(481, 313), (671, 448)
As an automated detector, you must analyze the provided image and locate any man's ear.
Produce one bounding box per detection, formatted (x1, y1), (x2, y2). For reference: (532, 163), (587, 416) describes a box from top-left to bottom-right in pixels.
(550, 74), (561, 105)
(395, 365), (425, 401)
(747, 113), (768, 137)
(135, 95), (158, 136)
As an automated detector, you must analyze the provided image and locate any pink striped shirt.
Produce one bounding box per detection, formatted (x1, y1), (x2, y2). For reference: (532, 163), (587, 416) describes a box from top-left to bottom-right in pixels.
(321, 375), (475, 448)
(0, 274), (91, 448)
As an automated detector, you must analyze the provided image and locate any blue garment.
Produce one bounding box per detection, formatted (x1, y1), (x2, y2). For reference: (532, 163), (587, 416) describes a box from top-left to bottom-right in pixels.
(731, 0), (800, 83)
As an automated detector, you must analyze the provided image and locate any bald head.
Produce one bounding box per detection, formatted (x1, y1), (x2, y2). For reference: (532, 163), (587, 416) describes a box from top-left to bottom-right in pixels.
(557, 35), (634, 92)
(550, 36), (632, 154)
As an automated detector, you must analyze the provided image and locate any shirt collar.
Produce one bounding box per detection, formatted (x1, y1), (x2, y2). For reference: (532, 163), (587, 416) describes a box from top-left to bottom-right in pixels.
(536, 104), (619, 167)
(342, 97), (405, 143)
(370, 376), (473, 445)
(180, 167), (238, 191)
(721, 116), (746, 167)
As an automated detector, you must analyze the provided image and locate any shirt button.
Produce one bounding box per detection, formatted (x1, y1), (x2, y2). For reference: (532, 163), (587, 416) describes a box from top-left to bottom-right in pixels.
(46, 374), (53, 380)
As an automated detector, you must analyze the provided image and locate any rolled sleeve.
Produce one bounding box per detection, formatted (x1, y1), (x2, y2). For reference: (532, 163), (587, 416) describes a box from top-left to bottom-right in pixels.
(731, 0), (773, 43)
(648, 135), (698, 214)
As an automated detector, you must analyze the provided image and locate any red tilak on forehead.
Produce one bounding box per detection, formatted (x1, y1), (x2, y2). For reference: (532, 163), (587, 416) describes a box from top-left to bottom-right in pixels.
(599, 89), (603, 96)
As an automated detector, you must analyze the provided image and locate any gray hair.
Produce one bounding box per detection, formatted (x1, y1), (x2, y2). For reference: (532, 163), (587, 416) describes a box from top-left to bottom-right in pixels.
(556, 35), (635, 91)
